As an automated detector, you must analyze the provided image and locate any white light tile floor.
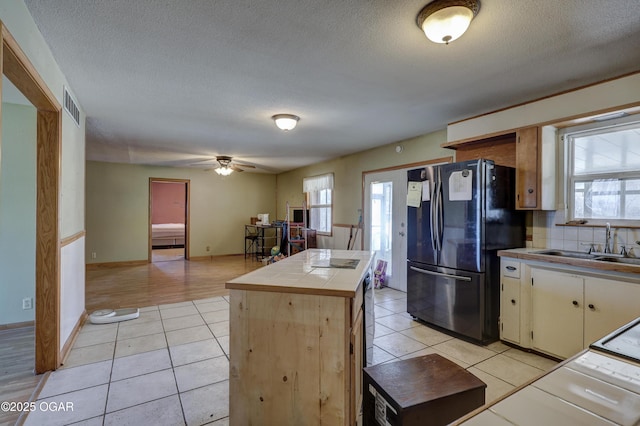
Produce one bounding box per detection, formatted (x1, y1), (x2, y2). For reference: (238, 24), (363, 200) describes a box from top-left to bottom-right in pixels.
(24, 289), (558, 425)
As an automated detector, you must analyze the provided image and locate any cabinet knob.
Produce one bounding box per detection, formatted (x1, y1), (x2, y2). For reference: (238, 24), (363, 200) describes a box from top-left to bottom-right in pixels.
(528, 188), (534, 194)
(511, 299), (516, 305)
(572, 300), (579, 307)
(506, 266), (517, 271)
(588, 304), (595, 310)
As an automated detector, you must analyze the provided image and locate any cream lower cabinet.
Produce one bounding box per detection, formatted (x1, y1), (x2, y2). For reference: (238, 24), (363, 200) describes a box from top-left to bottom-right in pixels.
(530, 268), (583, 359)
(528, 266), (640, 360)
(583, 276), (640, 346)
(499, 259), (523, 344)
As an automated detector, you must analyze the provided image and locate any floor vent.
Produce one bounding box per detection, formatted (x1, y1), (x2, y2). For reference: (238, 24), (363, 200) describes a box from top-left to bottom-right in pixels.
(63, 86), (80, 126)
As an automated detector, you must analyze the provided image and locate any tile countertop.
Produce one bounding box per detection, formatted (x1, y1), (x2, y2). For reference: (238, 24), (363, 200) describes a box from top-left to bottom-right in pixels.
(225, 249), (375, 298)
(455, 318), (640, 425)
(498, 248), (640, 275)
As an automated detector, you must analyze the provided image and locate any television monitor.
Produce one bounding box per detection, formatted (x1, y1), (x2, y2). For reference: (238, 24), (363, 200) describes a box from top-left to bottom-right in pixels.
(292, 209), (309, 224)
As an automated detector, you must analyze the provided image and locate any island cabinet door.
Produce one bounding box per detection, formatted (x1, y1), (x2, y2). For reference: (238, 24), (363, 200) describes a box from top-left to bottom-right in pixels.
(229, 289), (352, 426)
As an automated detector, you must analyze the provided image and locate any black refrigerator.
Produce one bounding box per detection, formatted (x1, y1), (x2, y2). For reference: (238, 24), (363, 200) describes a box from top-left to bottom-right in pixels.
(407, 159), (525, 344)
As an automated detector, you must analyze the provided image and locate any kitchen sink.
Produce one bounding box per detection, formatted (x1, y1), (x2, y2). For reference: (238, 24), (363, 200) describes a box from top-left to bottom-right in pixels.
(533, 250), (640, 266)
(595, 256), (640, 266)
(532, 249), (602, 260)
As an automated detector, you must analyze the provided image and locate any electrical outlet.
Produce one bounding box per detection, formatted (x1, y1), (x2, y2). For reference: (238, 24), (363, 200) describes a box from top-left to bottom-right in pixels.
(206, 246), (210, 252)
(22, 297), (33, 310)
(91, 252), (97, 259)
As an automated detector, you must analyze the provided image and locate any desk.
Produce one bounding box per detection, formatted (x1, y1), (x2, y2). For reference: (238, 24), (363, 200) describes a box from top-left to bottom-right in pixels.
(245, 224), (282, 260)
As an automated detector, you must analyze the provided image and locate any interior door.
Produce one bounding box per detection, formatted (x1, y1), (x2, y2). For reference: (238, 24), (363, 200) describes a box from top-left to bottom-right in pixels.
(364, 170), (407, 291)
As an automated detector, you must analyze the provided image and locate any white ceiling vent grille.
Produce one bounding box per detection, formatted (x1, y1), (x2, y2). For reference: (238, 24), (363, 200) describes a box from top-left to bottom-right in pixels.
(63, 86), (80, 127)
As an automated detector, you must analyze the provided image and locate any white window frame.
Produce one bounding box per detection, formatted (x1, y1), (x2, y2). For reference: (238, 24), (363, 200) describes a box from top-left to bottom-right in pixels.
(564, 115), (640, 224)
(303, 173), (333, 235)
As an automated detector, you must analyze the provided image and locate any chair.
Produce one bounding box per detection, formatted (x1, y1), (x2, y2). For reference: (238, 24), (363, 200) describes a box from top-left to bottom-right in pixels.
(244, 225), (259, 259)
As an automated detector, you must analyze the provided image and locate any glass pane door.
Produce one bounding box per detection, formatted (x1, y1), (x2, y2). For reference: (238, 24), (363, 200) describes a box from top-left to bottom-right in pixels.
(364, 169), (408, 291)
(370, 181), (393, 279)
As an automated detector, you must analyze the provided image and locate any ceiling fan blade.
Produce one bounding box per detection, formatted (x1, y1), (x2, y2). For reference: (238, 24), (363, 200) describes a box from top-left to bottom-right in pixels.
(230, 165), (245, 172)
(234, 163), (255, 168)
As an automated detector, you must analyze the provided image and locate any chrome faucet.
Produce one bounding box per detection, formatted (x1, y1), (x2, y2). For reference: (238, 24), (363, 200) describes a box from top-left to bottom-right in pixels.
(604, 222), (612, 253)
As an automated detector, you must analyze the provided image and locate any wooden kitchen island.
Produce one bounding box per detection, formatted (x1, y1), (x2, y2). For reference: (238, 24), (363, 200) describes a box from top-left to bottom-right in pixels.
(226, 249), (375, 426)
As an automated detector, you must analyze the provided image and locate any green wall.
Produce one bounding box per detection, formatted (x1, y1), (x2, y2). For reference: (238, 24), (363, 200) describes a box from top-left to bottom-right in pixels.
(0, 103), (37, 325)
(85, 161), (277, 263)
(276, 129), (451, 225)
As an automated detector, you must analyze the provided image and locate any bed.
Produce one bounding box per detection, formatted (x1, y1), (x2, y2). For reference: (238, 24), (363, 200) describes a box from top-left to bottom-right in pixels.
(151, 223), (185, 248)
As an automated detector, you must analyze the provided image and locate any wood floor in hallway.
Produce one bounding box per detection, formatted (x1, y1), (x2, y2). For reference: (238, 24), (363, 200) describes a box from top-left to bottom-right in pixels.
(0, 326), (41, 426)
(85, 255), (263, 313)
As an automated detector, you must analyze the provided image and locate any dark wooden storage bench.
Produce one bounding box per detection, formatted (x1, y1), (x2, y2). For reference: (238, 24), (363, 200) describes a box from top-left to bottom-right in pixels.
(363, 354), (486, 426)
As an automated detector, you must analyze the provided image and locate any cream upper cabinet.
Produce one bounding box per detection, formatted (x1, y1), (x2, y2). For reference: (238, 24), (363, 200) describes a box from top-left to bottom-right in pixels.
(515, 126), (556, 210)
(531, 268), (584, 359)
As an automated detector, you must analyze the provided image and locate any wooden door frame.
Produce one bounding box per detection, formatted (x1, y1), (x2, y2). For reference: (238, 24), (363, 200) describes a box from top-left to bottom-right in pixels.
(1, 22), (62, 373)
(148, 178), (191, 261)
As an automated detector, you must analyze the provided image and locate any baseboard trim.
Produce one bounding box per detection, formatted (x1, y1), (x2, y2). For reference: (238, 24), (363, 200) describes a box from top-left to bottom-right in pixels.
(189, 254), (249, 261)
(0, 320), (35, 330)
(59, 310), (87, 367)
(15, 370), (51, 426)
(86, 260), (149, 269)
(87, 254), (253, 266)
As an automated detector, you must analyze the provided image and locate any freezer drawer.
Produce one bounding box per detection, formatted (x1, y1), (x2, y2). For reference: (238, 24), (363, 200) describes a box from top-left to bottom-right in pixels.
(407, 262), (487, 342)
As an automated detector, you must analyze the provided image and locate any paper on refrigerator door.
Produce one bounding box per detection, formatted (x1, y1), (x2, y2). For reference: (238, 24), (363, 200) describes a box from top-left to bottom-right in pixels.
(407, 181), (422, 207)
(449, 170), (473, 201)
(422, 180), (430, 201)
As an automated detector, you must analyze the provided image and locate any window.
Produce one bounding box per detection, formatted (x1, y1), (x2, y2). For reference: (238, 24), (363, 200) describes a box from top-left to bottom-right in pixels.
(303, 174), (333, 234)
(566, 118), (640, 222)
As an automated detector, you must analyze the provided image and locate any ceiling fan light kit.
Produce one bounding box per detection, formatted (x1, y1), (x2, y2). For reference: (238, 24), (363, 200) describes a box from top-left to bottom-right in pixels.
(272, 114), (300, 131)
(417, 0), (480, 44)
(211, 155), (256, 175)
(215, 155), (234, 175)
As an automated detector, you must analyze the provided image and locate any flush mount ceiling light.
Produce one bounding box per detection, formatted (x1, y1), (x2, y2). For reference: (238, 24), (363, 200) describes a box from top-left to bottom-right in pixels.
(272, 114), (300, 131)
(215, 156), (233, 175)
(416, 0), (480, 44)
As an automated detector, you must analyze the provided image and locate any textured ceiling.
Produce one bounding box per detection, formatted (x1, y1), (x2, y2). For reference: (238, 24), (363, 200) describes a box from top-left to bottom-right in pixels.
(23, 0), (640, 173)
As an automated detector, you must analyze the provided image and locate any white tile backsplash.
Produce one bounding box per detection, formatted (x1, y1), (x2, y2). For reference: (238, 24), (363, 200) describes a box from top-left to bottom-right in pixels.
(531, 210), (638, 256)
(562, 240), (578, 251)
(577, 227), (594, 242)
(563, 227), (578, 242)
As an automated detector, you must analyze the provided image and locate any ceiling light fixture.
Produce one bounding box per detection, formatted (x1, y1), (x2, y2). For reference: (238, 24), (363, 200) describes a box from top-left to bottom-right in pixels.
(416, 0), (480, 45)
(272, 114), (300, 131)
(215, 156), (233, 175)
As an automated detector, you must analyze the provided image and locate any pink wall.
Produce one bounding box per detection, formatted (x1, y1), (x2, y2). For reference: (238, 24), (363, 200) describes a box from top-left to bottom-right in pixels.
(152, 181), (186, 224)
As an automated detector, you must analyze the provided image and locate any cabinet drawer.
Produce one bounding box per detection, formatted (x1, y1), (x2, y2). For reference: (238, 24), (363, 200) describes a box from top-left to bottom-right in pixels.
(501, 260), (521, 279)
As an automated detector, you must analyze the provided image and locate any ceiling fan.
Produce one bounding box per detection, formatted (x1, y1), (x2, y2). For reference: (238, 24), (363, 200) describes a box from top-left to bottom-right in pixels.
(211, 156), (255, 175)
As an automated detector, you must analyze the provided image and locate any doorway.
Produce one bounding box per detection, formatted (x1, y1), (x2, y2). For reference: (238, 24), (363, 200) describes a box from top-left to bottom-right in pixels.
(364, 169), (408, 291)
(0, 77), (39, 421)
(149, 178), (190, 262)
(0, 24), (62, 374)
(363, 158), (453, 292)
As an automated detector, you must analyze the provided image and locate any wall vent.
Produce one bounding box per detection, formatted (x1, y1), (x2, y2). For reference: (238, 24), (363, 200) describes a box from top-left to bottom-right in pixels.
(63, 86), (80, 127)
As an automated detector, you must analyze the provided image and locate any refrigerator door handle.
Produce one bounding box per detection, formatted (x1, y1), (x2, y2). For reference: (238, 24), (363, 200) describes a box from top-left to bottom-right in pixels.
(409, 266), (472, 282)
(436, 179), (444, 251)
(429, 182), (437, 252)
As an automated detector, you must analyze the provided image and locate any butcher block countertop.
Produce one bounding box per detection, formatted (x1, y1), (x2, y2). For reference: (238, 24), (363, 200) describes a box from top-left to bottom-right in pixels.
(226, 249), (375, 297)
(498, 248), (640, 275)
